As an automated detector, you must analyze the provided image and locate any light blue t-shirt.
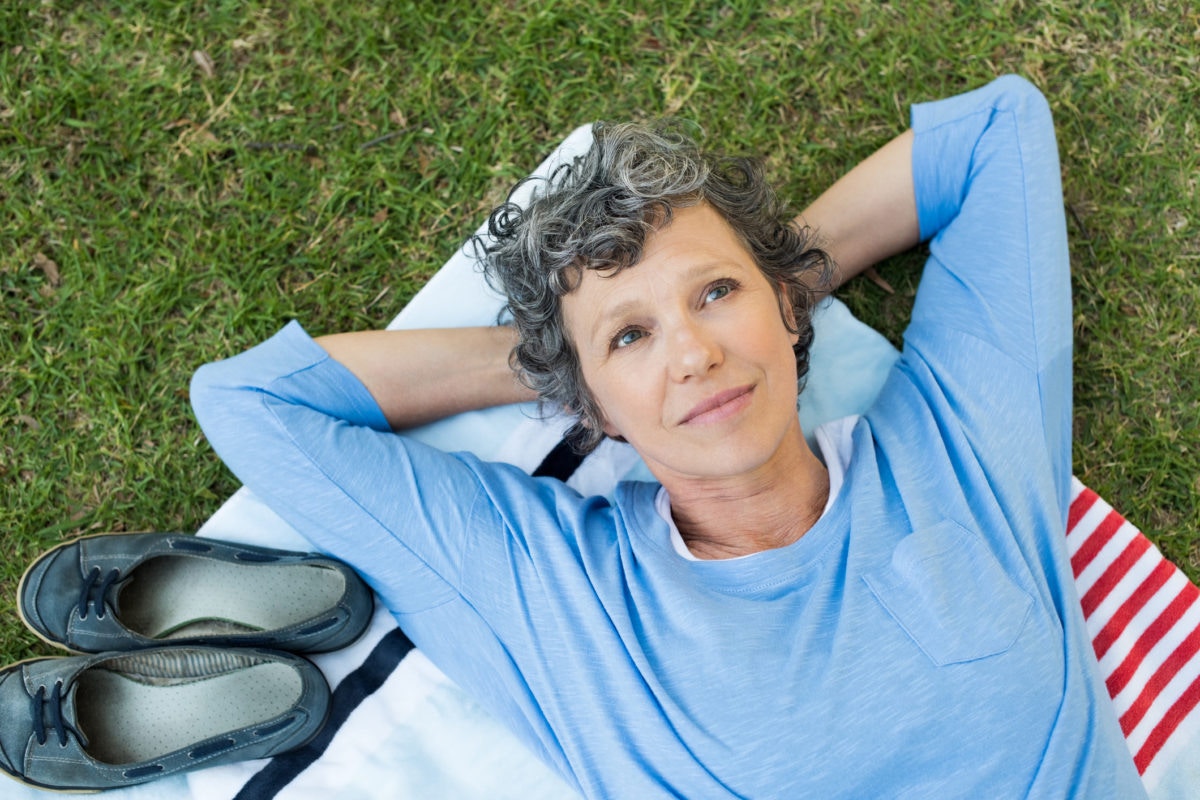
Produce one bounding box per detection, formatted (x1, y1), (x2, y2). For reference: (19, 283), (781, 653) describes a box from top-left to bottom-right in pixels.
(192, 76), (1146, 798)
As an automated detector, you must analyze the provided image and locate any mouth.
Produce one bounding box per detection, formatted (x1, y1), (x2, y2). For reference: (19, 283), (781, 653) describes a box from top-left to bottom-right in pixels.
(679, 384), (755, 426)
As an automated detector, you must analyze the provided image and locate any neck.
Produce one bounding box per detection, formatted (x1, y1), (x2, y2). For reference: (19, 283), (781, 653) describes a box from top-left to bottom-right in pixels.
(660, 426), (830, 560)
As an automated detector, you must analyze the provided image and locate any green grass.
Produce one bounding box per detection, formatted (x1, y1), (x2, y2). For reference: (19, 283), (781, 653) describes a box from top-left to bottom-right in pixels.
(2, 0), (1197, 663)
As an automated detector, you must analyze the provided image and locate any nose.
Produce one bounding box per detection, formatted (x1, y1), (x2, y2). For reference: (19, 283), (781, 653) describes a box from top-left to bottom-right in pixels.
(666, 316), (722, 382)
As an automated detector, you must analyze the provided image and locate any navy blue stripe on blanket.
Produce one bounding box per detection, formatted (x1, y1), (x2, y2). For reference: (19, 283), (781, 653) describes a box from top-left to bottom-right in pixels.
(532, 438), (585, 481)
(234, 628), (416, 800)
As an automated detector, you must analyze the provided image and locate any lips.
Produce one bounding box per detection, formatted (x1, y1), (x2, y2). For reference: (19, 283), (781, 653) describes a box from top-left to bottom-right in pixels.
(679, 384), (755, 425)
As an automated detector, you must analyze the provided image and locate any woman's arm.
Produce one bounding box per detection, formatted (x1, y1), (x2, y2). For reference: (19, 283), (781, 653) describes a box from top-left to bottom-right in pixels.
(315, 326), (536, 430)
(794, 129), (920, 291)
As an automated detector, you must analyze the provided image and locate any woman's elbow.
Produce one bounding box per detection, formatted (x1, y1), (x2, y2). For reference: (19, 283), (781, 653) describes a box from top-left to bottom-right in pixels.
(188, 359), (252, 451)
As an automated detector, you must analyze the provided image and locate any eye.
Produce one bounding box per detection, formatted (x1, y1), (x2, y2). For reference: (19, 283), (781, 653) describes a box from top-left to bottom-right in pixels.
(703, 279), (739, 304)
(610, 326), (646, 350)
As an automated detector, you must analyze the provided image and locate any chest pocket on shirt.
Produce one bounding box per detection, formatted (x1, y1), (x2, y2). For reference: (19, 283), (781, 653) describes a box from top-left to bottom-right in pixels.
(863, 520), (1033, 666)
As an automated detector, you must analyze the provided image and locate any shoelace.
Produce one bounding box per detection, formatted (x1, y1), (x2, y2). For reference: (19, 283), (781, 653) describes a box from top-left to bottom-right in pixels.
(31, 680), (81, 747)
(77, 566), (120, 620)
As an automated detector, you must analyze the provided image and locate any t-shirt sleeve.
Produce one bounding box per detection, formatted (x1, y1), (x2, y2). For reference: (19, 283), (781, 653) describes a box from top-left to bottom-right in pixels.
(189, 320), (485, 613)
(905, 75), (1073, 506)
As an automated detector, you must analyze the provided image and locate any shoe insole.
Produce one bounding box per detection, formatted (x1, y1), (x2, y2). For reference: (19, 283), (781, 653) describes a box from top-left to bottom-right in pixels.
(76, 659), (301, 764)
(118, 558), (344, 640)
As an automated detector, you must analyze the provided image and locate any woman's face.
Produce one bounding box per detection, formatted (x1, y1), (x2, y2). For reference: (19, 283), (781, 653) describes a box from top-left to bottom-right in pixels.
(561, 203), (804, 484)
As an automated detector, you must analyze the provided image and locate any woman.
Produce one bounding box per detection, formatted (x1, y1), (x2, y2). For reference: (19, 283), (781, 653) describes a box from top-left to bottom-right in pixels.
(192, 76), (1145, 797)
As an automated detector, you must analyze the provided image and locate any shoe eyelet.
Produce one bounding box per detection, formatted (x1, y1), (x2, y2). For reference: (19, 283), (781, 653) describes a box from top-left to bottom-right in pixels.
(189, 737), (237, 760)
(124, 764), (164, 779)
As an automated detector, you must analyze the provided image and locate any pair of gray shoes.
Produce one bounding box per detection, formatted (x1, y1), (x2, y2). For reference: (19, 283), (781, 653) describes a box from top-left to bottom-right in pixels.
(1, 532), (374, 792)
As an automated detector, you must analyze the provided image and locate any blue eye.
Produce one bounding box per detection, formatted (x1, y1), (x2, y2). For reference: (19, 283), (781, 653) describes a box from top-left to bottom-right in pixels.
(705, 283), (735, 303)
(612, 327), (645, 350)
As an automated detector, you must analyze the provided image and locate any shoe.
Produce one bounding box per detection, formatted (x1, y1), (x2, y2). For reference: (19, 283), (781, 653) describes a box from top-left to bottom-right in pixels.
(19, 532), (373, 654)
(0, 646), (329, 792)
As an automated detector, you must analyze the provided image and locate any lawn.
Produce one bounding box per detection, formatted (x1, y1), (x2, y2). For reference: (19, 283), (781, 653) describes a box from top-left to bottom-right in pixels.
(1, 0), (1197, 665)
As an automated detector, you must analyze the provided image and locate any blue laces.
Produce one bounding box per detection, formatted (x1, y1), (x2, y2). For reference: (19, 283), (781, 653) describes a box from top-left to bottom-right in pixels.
(31, 680), (79, 747)
(77, 566), (120, 620)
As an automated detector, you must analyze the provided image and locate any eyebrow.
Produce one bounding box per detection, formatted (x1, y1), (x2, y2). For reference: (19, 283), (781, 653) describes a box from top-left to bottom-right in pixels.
(589, 296), (645, 343)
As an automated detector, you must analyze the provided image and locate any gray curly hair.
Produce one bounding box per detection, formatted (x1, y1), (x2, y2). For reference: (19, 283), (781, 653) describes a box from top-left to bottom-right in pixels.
(476, 120), (833, 454)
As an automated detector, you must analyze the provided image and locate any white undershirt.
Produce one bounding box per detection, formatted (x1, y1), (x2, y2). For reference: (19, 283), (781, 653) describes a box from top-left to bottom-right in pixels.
(660, 415), (860, 561)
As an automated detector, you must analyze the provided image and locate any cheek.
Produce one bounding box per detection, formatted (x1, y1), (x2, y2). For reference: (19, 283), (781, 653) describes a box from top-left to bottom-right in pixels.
(587, 365), (655, 440)
(753, 318), (802, 388)
(747, 313), (798, 363)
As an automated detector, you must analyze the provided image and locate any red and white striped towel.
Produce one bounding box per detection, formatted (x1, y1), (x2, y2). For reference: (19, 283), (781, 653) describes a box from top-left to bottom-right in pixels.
(1070, 477), (1200, 787)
